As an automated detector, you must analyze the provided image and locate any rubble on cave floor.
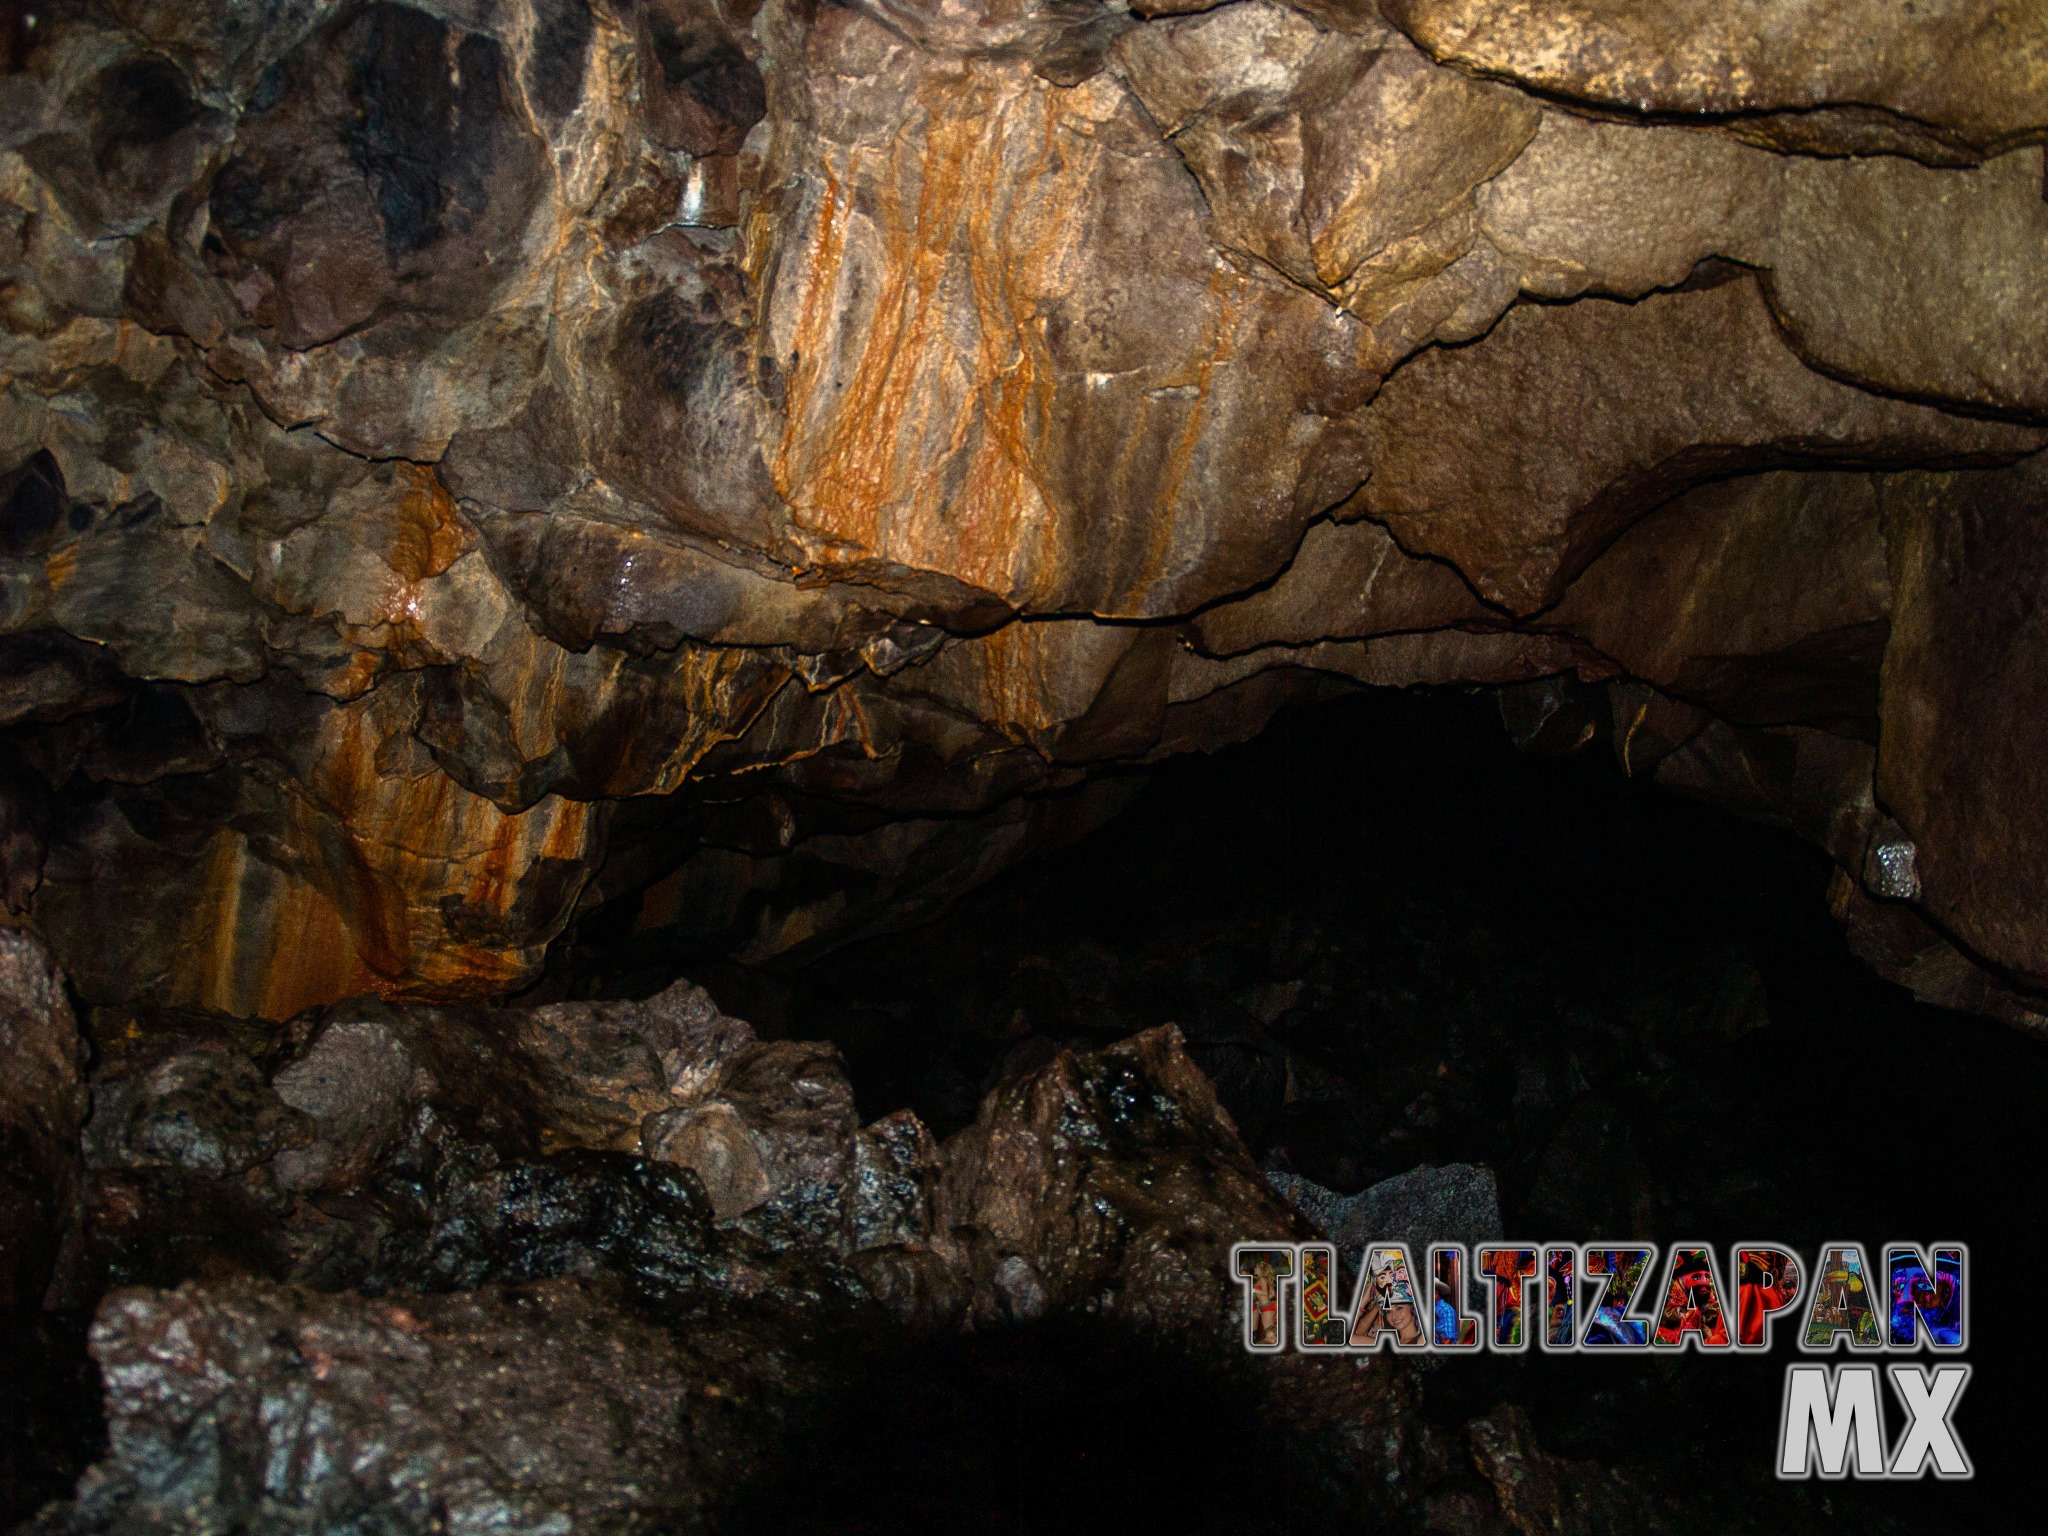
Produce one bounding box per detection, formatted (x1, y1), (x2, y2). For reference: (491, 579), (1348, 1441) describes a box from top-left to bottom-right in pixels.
(5, 932), (1776, 1536)
(11, 962), (1434, 1533)
(33, 1276), (819, 1536)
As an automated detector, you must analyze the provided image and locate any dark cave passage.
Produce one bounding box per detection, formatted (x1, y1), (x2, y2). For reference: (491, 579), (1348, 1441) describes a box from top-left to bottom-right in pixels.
(718, 1318), (1346, 1536)
(717, 686), (2043, 1529)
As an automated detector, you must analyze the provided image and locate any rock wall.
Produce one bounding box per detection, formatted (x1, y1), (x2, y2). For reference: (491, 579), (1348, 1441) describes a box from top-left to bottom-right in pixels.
(2, 0), (2045, 1020)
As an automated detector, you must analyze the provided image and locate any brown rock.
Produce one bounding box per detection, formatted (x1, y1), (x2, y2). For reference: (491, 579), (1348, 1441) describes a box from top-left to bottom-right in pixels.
(2, 0), (2046, 1024)
(1764, 148), (2048, 418)
(1356, 273), (2043, 614)
(1117, 3), (1540, 321)
(40, 1276), (825, 1535)
(714, 1038), (862, 1205)
(759, 6), (1375, 617)
(1384, 0), (2048, 157)
(1171, 631), (1588, 710)
(1548, 472), (1892, 734)
(266, 1018), (420, 1195)
(1478, 121), (2048, 417)
(1834, 872), (2048, 1031)
(1475, 113), (1774, 302)
(1652, 718), (1878, 868)
(643, 1100), (774, 1219)
(937, 1024), (1308, 1330)
(1193, 512), (1494, 655)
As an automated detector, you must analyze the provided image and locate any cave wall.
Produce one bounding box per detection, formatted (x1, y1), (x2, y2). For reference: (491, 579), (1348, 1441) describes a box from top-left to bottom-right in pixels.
(1, 0), (2045, 1021)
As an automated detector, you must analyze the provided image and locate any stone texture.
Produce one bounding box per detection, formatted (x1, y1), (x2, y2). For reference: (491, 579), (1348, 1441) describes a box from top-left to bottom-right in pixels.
(31, 997), (1460, 1529)
(937, 1024), (1309, 1330)
(1353, 272), (2040, 615)
(1384, 0), (2048, 158)
(1193, 512), (1493, 656)
(1545, 472), (1893, 735)
(759, 1), (1377, 618)
(34, 1276), (822, 1536)
(0, 0), (2042, 1026)
(1270, 1161), (1503, 1253)
(55, 978), (950, 1309)
(1115, 2), (1540, 334)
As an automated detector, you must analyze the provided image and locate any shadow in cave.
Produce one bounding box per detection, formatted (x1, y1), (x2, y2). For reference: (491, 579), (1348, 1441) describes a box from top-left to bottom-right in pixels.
(759, 685), (2046, 1525)
(715, 1316), (1345, 1536)
(0, 1312), (103, 1527)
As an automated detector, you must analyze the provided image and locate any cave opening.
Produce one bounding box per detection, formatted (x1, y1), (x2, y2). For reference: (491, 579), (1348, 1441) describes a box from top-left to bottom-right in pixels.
(690, 684), (2040, 1531)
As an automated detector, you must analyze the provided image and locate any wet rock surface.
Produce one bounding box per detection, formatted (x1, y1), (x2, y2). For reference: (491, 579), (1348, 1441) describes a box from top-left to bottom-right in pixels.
(3, 690), (2042, 1529)
(0, 0), (2040, 1024)
(52, 979), (940, 1313)
(940, 1024), (1309, 1330)
(8, 966), (1420, 1530)
(34, 1277), (821, 1536)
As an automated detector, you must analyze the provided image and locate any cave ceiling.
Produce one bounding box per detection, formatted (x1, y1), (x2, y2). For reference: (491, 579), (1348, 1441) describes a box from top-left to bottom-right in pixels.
(1, 0), (2045, 1024)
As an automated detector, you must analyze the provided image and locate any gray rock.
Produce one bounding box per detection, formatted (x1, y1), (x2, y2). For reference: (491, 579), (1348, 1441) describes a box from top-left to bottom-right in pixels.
(1269, 1162), (1503, 1253)
(269, 1018), (421, 1195)
(34, 1276), (826, 1536)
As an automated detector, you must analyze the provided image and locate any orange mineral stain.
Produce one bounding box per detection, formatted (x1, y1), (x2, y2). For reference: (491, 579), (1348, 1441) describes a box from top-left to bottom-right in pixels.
(774, 66), (1079, 607)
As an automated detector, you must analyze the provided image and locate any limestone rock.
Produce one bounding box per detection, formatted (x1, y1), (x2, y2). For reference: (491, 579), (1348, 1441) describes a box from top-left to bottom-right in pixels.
(1546, 472), (1893, 734)
(1116, 2), (1540, 329)
(761, 3), (1377, 617)
(55, 976), (958, 1310)
(1355, 272), (2042, 614)
(1878, 457), (2048, 985)
(642, 1099), (773, 1219)
(1764, 148), (2048, 418)
(1269, 1161), (1503, 1253)
(1193, 513), (1493, 656)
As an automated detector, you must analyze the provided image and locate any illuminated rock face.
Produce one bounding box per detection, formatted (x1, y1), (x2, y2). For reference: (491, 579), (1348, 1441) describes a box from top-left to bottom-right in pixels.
(2, 1), (2046, 1018)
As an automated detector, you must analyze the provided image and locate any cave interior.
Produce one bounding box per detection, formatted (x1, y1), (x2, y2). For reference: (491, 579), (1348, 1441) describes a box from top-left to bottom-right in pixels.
(4, 0), (2047, 1531)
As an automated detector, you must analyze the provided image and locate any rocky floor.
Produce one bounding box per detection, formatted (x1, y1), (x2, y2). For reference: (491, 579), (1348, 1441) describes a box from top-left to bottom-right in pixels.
(6, 687), (2044, 1532)
(744, 688), (2043, 1530)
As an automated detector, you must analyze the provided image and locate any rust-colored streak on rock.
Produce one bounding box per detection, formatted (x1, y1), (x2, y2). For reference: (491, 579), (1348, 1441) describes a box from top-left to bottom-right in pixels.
(386, 465), (469, 588)
(171, 832), (381, 1024)
(6, 0), (2048, 1027)
(774, 64), (1064, 604)
(160, 697), (597, 1019)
